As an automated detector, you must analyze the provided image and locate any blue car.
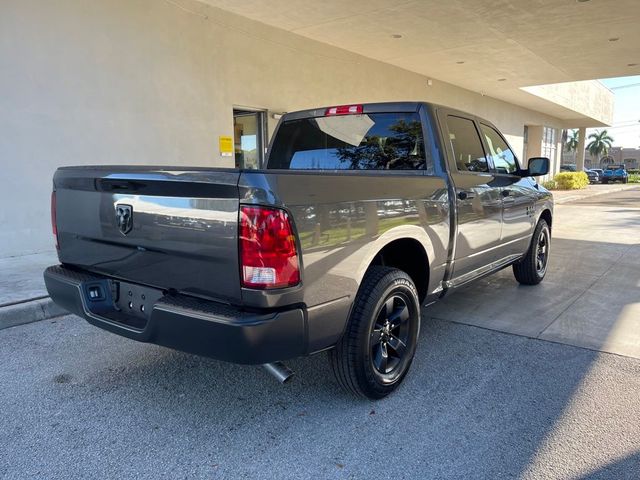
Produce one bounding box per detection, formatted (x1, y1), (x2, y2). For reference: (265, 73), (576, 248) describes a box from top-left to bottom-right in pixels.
(602, 165), (629, 184)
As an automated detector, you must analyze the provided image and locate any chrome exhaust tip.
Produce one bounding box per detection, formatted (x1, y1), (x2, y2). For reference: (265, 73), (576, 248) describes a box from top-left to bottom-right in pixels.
(262, 362), (294, 384)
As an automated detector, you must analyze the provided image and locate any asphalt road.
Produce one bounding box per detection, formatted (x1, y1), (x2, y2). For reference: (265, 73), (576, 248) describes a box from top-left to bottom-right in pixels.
(2, 189), (640, 479)
(2, 314), (640, 479)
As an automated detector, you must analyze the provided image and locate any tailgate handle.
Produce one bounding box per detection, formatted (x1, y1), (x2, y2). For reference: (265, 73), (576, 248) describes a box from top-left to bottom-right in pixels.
(96, 179), (143, 192)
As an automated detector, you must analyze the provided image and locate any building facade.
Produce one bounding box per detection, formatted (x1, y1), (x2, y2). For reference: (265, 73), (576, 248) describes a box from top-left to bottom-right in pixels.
(0, 0), (618, 258)
(563, 146), (640, 169)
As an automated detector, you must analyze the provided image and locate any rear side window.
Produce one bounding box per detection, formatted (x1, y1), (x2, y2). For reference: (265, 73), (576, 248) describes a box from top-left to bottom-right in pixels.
(479, 124), (519, 174)
(268, 112), (429, 171)
(446, 116), (488, 173)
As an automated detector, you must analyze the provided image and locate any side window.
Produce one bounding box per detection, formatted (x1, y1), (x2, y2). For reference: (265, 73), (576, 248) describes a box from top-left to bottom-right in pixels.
(480, 124), (519, 174)
(445, 116), (488, 173)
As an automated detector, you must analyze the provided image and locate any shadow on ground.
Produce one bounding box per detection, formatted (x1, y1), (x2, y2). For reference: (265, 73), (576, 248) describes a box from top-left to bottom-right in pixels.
(1, 309), (639, 479)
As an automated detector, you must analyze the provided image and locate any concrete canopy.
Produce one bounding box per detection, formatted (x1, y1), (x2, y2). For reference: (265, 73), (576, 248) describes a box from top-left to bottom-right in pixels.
(203, 0), (639, 126)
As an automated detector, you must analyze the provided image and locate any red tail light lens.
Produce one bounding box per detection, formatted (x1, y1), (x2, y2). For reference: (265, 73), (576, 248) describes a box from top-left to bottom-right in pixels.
(51, 191), (59, 249)
(325, 104), (363, 116)
(239, 206), (300, 289)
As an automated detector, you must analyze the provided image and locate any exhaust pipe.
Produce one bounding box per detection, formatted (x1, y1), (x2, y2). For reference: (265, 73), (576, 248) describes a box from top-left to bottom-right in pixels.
(262, 362), (294, 383)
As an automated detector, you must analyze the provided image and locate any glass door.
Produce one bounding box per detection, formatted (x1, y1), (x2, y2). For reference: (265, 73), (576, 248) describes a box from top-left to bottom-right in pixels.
(233, 109), (266, 169)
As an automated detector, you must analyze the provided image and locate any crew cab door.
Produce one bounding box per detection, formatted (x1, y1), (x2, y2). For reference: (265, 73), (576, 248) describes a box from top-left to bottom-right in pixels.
(478, 123), (535, 257)
(438, 112), (504, 279)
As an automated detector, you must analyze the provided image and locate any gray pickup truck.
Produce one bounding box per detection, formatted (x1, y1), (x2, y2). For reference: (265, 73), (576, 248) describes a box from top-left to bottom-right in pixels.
(45, 102), (552, 399)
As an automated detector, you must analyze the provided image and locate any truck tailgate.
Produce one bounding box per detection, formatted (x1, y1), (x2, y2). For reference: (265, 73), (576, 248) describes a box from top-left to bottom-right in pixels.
(53, 166), (241, 303)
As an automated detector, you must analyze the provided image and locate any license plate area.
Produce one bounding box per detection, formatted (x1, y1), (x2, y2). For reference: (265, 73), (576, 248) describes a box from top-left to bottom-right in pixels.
(112, 281), (164, 328)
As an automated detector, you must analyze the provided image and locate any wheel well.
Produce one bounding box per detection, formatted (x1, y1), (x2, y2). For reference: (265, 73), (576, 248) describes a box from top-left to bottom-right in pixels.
(540, 209), (552, 231)
(370, 238), (429, 303)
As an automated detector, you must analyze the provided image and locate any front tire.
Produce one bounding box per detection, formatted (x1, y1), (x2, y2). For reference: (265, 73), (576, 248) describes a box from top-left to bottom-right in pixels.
(329, 266), (420, 399)
(513, 219), (550, 285)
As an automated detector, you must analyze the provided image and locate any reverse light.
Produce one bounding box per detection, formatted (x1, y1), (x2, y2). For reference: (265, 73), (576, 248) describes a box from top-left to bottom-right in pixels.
(324, 104), (363, 116)
(239, 205), (300, 289)
(51, 191), (59, 250)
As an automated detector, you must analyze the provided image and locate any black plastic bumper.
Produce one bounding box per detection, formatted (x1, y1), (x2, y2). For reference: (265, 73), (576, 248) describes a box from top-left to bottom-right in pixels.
(43, 265), (307, 365)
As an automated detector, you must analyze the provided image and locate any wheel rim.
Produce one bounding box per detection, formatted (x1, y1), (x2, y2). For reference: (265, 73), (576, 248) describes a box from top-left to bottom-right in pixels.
(536, 227), (550, 276)
(369, 293), (412, 375)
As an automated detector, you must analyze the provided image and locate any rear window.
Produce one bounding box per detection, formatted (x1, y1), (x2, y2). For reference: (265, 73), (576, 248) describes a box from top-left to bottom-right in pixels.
(268, 112), (430, 171)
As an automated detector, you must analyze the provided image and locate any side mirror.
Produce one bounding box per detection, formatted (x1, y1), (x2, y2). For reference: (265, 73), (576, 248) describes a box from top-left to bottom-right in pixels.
(526, 157), (550, 177)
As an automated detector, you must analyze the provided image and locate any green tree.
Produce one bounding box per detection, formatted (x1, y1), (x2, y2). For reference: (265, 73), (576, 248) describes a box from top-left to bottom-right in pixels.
(565, 129), (579, 152)
(586, 130), (614, 163)
(335, 120), (425, 170)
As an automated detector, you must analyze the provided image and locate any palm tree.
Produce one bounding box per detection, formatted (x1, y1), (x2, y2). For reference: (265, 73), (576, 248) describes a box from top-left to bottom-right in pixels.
(586, 130), (614, 164)
(565, 129), (579, 153)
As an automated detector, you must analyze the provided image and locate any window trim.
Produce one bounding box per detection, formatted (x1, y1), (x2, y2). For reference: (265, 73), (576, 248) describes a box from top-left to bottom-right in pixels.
(267, 111), (430, 172)
(478, 122), (521, 176)
(445, 114), (491, 175)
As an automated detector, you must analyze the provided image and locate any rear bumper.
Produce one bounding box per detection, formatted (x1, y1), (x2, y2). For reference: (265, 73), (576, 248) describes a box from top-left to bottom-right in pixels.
(44, 265), (307, 365)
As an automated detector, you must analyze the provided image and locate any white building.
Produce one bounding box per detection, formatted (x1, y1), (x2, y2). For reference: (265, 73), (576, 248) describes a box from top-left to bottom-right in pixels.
(3, 0), (637, 258)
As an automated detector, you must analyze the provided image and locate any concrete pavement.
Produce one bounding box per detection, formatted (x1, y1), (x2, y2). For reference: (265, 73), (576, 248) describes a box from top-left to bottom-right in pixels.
(0, 251), (64, 329)
(551, 182), (638, 204)
(427, 187), (640, 359)
(0, 251), (57, 306)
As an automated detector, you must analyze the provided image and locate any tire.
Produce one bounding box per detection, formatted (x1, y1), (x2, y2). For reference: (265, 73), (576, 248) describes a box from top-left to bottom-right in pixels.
(602, 179), (608, 184)
(328, 266), (420, 399)
(513, 219), (550, 285)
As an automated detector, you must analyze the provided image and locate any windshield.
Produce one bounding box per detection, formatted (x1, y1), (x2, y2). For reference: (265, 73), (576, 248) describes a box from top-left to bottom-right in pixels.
(268, 112), (431, 172)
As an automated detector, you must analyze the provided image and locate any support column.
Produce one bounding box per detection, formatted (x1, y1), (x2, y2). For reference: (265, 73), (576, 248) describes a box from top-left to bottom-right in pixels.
(576, 127), (586, 170)
(525, 125), (551, 181)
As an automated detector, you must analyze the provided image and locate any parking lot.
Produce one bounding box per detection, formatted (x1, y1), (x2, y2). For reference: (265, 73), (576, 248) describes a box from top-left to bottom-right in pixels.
(1, 189), (640, 479)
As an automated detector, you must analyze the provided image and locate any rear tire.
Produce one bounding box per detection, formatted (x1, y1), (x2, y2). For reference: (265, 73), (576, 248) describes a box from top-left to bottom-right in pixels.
(328, 266), (420, 399)
(513, 219), (550, 285)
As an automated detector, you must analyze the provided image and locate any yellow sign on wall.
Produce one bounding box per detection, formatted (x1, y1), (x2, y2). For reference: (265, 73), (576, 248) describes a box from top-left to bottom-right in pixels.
(219, 135), (233, 157)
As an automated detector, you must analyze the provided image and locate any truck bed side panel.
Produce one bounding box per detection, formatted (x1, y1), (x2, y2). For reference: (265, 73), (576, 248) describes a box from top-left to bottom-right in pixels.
(239, 171), (450, 351)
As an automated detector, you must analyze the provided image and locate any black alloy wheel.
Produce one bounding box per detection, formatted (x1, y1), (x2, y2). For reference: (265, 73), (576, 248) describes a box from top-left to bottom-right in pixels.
(329, 266), (420, 399)
(513, 219), (551, 285)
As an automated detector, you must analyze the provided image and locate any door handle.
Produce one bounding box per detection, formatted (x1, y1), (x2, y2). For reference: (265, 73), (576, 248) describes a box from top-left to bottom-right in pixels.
(458, 191), (475, 200)
(501, 189), (511, 197)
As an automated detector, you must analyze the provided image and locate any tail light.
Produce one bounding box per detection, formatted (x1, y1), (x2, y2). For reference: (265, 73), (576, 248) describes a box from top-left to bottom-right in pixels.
(239, 205), (300, 289)
(325, 104), (363, 116)
(51, 191), (59, 250)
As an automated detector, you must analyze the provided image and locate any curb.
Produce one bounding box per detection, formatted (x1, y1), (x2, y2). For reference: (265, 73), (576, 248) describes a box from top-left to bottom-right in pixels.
(554, 184), (638, 204)
(0, 297), (66, 331)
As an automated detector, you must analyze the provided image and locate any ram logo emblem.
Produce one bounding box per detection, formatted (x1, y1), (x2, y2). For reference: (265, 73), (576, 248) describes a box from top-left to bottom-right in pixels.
(115, 204), (133, 235)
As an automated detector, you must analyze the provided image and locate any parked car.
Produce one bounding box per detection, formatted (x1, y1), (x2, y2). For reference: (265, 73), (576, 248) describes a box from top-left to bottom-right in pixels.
(602, 164), (629, 184)
(591, 168), (604, 180)
(560, 164), (577, 172)
(44, 102), (553, 399)
(584, 168), (599, 184)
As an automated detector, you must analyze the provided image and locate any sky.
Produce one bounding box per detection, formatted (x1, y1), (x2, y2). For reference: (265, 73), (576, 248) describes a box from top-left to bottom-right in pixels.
(588, 76), (640, 149)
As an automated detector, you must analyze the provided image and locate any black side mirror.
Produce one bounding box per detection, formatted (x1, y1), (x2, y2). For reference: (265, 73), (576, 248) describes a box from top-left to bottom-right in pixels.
(526, 157), (550, 177)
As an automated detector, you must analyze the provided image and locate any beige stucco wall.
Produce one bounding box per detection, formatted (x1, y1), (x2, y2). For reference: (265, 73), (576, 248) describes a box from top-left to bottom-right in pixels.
(0, 0), (567, 257)
(522, 81), (614, 128)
